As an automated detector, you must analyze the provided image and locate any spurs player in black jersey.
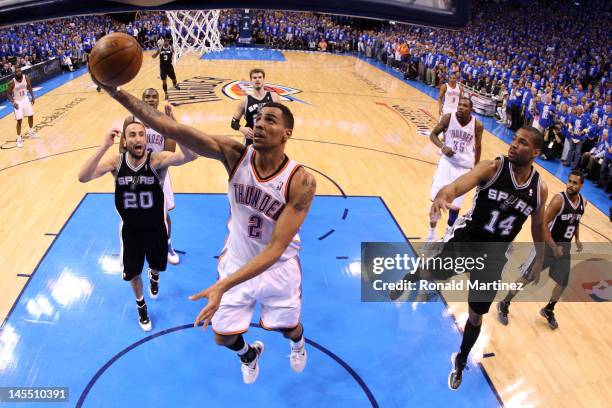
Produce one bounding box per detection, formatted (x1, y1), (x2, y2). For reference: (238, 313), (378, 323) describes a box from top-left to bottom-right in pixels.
(152, 37), (180, 100)
(498, 170), (585, 329)
(231, 68), (281, 145)
(123, 88), (181, 265)
(78, 122), (196, 331)
(391, 126), (548, 390)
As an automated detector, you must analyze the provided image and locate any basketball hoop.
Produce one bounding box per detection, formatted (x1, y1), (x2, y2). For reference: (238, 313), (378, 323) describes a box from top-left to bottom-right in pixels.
(165, 10), (223, 64)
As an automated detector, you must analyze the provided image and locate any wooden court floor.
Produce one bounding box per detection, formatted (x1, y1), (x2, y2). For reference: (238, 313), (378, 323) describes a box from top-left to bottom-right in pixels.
(0, 50), (610, 407)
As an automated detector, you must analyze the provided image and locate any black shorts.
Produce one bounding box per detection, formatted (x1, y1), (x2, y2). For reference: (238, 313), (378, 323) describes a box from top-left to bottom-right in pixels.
(160, 64), (176, 81)
(521, 244), (571, 287)
(425, 229), (509, 315)
(121, 223), (168, 281)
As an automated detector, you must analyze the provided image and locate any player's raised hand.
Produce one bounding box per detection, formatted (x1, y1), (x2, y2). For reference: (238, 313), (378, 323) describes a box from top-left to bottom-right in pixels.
(164, 104), (176, 121)
(241, 127), (255, 139)
(103, 127), (121, 147)
(189, 283), (224, 331)
(88, 64), (117, 95)
(430, 197), (459, 223)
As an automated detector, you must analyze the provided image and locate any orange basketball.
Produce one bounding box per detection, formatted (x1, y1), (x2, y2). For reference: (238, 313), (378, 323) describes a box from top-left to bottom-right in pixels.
(89, 32), (143, 87)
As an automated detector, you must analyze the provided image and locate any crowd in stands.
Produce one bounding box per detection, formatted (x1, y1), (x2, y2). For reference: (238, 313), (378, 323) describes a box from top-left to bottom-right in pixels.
(0, 0), (610, 193)
(0, 13), (169, 75)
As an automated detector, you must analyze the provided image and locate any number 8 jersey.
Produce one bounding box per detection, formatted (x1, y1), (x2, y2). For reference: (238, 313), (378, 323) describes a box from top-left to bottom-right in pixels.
(115, 152), (166, 228)
(226, 146), (302, 264)
(450, 156), (541, 244)
(548, 191), (584, 242)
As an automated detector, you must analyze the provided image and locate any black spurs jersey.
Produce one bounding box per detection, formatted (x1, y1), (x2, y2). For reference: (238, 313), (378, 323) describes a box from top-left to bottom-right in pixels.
(115, 152), (165, 228)
(454, 155), (541, 244)
(245, 91), (274, 129)
(159, 46), (173, 67)
(548, 191), (584, 242)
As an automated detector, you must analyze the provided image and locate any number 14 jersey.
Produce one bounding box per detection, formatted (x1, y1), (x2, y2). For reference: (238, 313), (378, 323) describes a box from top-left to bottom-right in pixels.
(451, 155), (542, 244)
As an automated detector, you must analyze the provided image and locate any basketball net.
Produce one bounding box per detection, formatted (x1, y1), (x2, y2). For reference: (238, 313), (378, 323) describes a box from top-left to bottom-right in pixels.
(165, 10), (223, 64)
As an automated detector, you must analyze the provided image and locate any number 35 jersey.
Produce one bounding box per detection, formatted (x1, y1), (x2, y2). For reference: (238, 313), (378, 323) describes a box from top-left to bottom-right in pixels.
(443, 112), (476, 169)
(451, 155), (542, 244)
(115, 152), (166, 228)
(227, 146), (302, 264)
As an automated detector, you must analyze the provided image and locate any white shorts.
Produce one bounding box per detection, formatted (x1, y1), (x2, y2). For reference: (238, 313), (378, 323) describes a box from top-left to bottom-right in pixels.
(430, 156), (471, 207)
(13, 99), (33, 120)
(163, 172), (175, 211)
(211, 252), (302, 335)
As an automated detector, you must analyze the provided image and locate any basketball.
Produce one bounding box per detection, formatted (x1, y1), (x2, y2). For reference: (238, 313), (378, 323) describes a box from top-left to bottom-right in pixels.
(89, 32), (143, 87)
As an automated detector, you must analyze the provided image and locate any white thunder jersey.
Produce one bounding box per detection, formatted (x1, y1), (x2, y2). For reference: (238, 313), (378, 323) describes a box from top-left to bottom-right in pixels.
(443, 112), (476, 169)
(443, 82), (461, 113)
(12, 76), (29, 101)
(227, 146), (301, 264)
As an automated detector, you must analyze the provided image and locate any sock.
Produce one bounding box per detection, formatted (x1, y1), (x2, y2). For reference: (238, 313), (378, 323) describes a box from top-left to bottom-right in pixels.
(167, 239), (173, 251)
(136, 296), (145, 308)
(502, 291), (517, 304)
(150, 270), (159, 281)
(545, 301), (556, 311)
(458, 319), (481, 361)
(290, 335), (305, 350)
(448, 209), (459, 227)
(427, 227), (436, 238)
(227, 335), (256, 362)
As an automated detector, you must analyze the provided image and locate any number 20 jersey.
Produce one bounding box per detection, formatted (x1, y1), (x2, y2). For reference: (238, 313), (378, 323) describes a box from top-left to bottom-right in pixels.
(114, 152), (165, 228)
(450, 155), (542, 244)
(226, 146), (302, 264)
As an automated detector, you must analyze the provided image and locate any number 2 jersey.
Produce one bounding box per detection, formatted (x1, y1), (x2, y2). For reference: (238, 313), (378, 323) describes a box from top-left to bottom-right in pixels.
(115, 152), (165, 228)
(450, 155), (542, 246)
(548, 191), (584, 242)
(226, 146), (302, 264)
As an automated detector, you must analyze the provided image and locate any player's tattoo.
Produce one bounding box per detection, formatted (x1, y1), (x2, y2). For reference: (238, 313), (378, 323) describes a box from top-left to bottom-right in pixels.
(294, 173), (316, 212)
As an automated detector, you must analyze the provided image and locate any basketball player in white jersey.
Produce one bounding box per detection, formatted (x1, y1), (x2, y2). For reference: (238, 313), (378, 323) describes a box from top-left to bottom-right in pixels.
(122, 88), (181, 265)
(231, 68), (282, 145)
(6, 67), (37, 148)
(93, 66), (316, 384)
(428, 97), (483, 241)
(437, 72), (463, 117)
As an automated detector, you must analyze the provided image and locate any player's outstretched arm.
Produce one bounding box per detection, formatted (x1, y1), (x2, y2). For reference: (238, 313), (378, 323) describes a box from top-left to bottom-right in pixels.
(430, 159), (499, 222)
(78, 128), (120, 182)
(189, 167), (317, 331)
(91, 71), (244, 173)
(527, 181), (549, 284)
